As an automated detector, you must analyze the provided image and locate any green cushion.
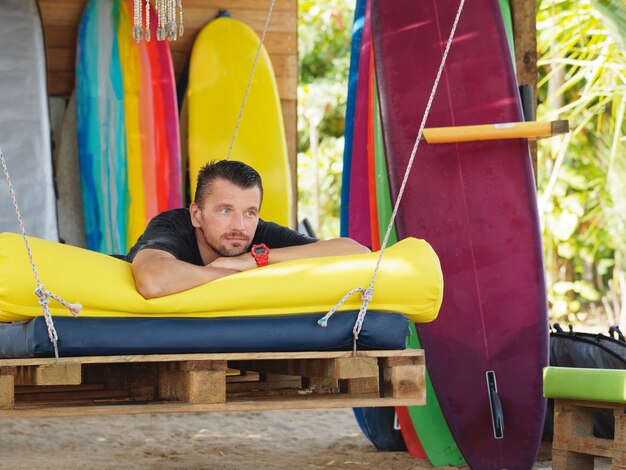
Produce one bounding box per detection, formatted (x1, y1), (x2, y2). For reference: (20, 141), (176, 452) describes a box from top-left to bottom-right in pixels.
(543, 367), (626, 403)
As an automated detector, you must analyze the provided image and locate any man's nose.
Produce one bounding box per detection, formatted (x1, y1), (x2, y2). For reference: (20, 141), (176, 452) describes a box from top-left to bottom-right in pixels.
(229, 213), (246, 230)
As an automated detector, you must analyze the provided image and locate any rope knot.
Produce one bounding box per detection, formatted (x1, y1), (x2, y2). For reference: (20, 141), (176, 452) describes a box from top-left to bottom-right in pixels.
(361, 288), (373, 303)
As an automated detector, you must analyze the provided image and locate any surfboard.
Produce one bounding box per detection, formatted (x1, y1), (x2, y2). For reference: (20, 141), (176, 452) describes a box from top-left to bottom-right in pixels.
(136, 27), (158, 223)
(0, 0), (58, 241)
(152, 8), (183, 210)
(54, 93), (87, 248)
(144, 5), (170, 215)
(340, 0), (366, 237)
(369, 48), (464, 466)
(366, 49), (380, 251)
(116, 0), (146, 247)
(372, 0), (548, 468)
(77, 0), (126, 254)
(347, 0), (372, 247)
(188, 15), (292, 227)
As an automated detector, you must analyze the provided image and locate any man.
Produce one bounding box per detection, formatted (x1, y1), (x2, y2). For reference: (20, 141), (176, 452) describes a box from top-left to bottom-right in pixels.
(127, 160), (369, 299)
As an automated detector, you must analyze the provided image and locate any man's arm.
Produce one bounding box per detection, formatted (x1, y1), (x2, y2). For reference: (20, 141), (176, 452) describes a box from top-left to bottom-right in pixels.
(209, 237), (370, 271)
(132, 249), (237, 299)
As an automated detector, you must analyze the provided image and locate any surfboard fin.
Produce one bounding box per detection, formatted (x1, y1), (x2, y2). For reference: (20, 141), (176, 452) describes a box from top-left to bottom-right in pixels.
(486, 370), (504, 439)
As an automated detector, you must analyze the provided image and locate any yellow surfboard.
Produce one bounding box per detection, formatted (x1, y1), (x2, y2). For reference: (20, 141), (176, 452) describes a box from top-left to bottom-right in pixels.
(188, 16), (292, 227)
(117, 0), (146, 247)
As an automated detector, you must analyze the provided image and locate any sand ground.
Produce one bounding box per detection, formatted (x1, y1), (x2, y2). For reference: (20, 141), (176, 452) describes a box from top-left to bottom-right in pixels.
(1, 408), (612, 469)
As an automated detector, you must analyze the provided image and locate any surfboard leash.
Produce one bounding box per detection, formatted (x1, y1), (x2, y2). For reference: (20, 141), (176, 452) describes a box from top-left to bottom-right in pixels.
(318, 0), (467, 355)
(225, 0), (276, 161)
(0, 146), (83, 361)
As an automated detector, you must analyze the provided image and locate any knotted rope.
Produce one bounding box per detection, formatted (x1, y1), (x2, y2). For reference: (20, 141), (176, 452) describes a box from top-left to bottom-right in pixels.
(1, 147), (82, 361)
(318, 0), (467, 352)
(225, 0), (276, 161)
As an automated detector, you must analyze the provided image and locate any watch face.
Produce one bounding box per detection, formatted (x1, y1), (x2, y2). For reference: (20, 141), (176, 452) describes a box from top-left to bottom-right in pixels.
(253, 245), (267, 255)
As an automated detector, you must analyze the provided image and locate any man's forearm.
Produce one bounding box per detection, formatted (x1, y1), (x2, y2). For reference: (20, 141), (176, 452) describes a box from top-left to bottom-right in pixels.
(132, 255), (236, 299)
(269, 237), (370, 264)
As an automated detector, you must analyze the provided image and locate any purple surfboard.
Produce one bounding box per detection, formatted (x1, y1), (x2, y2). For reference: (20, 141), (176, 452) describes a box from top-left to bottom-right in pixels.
(347, 0), (372, 247)
(372, 0), (548, 468)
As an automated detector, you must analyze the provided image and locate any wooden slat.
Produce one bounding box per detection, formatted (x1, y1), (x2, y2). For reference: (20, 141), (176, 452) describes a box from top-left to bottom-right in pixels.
(16, 389), (129, 403)
(15, 364), (82, 386)
(232, 357), (379, 380)
(340, 377), (380, 395)
(16, 383), (104, 394)
(227, 376), (301, 393)
(383, 364), (425, 400)
(0, 374), (14, 409)
(181, 0), (296, 10)
(0, 350), (423, 367)
(0, 395), (425, 418)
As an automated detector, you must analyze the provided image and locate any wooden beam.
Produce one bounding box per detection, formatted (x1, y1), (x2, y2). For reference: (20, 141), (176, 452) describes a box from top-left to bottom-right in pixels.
(158, 361), (227, 405)
(0, 395), (425, 418)
(381, 357), (425, 401)
(15, 364), (82, 386)
(0, 373), (15, 410)
(510, 0), (539, 174)
(0, 350), (423, 367)
(231, 357), (379, 380)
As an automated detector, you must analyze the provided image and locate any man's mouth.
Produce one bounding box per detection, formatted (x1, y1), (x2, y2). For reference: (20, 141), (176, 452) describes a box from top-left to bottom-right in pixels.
(222, 233), (248, 242)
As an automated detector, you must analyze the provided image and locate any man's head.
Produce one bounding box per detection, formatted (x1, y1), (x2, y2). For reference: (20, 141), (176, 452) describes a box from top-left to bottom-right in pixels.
(190, 160), (263, 260)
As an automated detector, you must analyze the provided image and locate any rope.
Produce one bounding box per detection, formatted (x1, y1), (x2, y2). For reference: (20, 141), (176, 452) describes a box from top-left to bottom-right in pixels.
(225, 0), (276, 161)
(318, 0), (467, 348)
(1, 147), (83, 361)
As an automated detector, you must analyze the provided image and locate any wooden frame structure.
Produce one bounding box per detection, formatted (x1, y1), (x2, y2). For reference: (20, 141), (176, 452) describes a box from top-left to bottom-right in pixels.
(552, 399), (626, 469)
(0, 350), (425, 417)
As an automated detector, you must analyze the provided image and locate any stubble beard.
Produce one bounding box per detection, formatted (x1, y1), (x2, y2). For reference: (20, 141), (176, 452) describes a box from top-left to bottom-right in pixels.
(206, 232), (251, 257)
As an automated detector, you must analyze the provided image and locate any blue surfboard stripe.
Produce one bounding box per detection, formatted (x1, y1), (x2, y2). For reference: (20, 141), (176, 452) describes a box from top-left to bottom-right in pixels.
(339, 0), (366, 237)
(110, 0), (128, 254)
(76, 0), (102, 251)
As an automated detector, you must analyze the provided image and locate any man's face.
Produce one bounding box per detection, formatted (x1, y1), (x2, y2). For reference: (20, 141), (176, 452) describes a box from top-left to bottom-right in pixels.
(190, 178), (261, 258)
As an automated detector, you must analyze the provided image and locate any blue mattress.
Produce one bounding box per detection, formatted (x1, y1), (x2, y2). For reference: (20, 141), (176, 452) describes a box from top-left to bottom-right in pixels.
(0, 311), (410, 358)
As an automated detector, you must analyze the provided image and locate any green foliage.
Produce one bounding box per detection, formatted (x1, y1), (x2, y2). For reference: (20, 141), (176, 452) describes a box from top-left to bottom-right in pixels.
(537, 0), (626, 325)
(297, 0), (353, 238)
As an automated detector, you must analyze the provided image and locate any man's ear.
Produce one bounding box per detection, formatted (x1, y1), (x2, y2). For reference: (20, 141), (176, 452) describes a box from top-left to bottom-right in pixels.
(189, 203), (202, 228)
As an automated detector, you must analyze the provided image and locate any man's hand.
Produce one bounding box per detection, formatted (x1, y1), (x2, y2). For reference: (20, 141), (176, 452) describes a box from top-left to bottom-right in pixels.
(209, 253), (257, 272)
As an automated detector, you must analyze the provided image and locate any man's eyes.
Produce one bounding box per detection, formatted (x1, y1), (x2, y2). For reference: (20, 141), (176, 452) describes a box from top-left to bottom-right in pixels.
(219, 208), (257, 216)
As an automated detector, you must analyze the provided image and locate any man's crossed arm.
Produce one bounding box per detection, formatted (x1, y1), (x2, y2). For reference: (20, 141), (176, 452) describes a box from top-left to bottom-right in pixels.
(132, 238), (370, 299)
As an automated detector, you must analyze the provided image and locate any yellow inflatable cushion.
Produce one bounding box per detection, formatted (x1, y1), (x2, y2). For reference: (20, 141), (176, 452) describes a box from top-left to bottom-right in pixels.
(0, 233), (443, 323)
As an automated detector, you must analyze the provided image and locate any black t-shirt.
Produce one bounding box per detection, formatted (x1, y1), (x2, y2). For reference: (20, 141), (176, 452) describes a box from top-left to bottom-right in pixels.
(126, 208), (317, 265)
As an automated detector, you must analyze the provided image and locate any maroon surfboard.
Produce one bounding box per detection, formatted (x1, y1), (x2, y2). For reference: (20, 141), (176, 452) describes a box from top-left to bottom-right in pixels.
(372, 0), (548, 468)
(348, 0), (372, 247)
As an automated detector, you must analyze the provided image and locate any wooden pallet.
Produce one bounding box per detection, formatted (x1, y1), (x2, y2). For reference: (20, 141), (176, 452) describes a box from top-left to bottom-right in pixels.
(552, 399), (626, 469)
(0, 350), (425, 417)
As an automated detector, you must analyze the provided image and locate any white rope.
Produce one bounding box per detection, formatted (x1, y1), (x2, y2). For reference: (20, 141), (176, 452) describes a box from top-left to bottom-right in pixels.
(1, 147), (83, 361)
(225, 0), (276, 161)
(319, 0), (467, 346)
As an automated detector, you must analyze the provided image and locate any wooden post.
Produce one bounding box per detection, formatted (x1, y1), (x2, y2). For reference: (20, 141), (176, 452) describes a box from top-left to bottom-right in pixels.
(614, 411), (626, 468)
(380, 356), (425, 401)
(159, 361), (227, 405)
(510, 0), (539, 174)
(0, 367), (16, 409)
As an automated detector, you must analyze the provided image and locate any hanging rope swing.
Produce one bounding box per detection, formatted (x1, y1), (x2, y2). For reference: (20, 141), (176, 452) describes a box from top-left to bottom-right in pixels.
(0, 0), (465, 360)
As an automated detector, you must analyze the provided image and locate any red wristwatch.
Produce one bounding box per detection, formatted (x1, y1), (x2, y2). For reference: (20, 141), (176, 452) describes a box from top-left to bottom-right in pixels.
(250, 243), (270, 267)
